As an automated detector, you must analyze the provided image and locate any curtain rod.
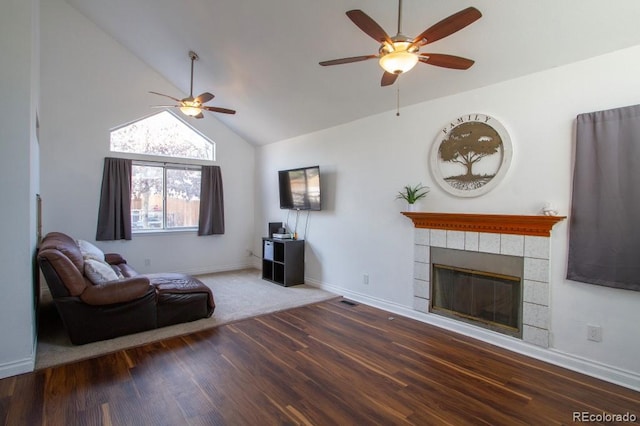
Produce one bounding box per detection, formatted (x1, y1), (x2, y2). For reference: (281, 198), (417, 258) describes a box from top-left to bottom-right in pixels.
(132, 159), (203, 170)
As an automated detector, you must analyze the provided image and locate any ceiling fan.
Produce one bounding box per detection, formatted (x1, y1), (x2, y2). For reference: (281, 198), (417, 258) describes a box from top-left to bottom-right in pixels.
(150, 50), (236, 118)
(319, 1), (482, 86)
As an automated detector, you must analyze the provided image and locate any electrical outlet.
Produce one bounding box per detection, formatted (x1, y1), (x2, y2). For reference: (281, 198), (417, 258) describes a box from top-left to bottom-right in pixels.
(363, 274), (369, 285)
(587, 325), (602, 342)
(144, 258), (151, 266)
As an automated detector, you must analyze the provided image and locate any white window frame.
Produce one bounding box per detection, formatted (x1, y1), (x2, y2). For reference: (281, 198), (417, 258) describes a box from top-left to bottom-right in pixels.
(109, 110), (217, 234)
(110, 110), (216, 162)
(130, 161), (202, 233)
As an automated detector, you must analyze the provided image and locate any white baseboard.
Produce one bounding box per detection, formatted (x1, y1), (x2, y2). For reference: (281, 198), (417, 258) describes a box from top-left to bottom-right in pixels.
(0, 355), (34, 380)
(305, 277), (640, 392)
(174, 262), (256, 276)
(0, 326), (37, 379)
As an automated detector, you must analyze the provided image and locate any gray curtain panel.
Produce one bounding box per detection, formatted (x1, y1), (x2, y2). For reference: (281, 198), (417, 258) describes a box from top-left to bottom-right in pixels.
(96, 157), (132, 241)
(198, 165), (225, 236)
(567, 104), (640, 291)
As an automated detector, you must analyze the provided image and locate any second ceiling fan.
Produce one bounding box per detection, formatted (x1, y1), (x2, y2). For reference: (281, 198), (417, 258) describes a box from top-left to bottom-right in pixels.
(320, 1), (482, 86)
(150, 51), (236, 118)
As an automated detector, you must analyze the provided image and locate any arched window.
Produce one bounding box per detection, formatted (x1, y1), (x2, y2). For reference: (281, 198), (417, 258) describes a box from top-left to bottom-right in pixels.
(110, 110), (214, 161)
(109, 111), (215, 232)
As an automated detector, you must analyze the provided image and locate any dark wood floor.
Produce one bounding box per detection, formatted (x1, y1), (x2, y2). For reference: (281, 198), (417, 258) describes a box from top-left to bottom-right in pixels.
(1, 299), (638, 425)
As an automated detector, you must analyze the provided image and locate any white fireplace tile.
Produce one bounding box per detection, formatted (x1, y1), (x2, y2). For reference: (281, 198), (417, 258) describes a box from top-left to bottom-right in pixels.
(413, 296), (429, 313)
(413, 279), (430, 299)
(524, 258), (549, 283)
(415, 228), (430, 246)
(523, 325), (549, 348)
(446, 231), (465, 249)
(523, 280), (549, 306)
(464, 232), (479, 251)
(524, 236), (550, 259)
(478, 233), (500, 254)
(430, 230), (447, 247)
(500, 234), (524, 256)
(523, 302), (549, 329)
(414, 261), (429, 281)
(414, 244), (430, 263)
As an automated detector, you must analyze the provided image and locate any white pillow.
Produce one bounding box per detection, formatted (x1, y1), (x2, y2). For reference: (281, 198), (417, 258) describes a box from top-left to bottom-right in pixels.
(77, 239), (105, 261)
(84, 258), (120, 284)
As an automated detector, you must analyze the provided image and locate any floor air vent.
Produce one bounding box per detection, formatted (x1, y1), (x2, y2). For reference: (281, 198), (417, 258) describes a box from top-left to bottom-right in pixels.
(340, 299), (358, 306)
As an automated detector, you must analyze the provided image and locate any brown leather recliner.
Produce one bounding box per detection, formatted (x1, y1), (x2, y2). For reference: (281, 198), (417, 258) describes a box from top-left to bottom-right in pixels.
(37, 232), (215, 345)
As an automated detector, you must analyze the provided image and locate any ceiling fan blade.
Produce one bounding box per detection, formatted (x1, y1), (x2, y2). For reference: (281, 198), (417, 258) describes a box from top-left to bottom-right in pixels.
(412, 7), (482, 46)
(151, 105), (181, 109)
(202, 106), (237, 115)
(194, 112), (205, 119)
(381, 72), (399, 87)
(319, 55), (377, 66)
(346, 10), (393, 45)
(419, 53), (475, 70)
(149, 91), (182, 102)
(194, 92), (214, 104)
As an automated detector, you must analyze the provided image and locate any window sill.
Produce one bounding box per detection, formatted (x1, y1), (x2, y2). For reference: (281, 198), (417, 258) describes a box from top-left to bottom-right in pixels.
(132, 228), (198, 236)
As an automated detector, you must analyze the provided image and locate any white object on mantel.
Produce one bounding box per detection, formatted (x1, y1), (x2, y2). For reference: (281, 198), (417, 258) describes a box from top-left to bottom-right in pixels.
(407, 203), (418, 212)
(542, 202), (559, 216)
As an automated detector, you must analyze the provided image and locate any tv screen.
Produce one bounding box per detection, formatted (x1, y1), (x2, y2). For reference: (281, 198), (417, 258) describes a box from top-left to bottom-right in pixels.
(278, 166), (321, 210)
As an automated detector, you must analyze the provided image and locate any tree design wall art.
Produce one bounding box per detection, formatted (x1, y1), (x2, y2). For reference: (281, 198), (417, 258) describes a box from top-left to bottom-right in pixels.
(430, 114), (512, 197)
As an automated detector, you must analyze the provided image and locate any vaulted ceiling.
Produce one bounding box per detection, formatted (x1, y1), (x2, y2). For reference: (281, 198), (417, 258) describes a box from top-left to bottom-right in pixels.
(65, 0), (640, 145)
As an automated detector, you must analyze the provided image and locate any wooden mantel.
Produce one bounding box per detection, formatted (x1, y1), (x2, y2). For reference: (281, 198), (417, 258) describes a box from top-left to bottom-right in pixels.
(402, 212), (566, 237)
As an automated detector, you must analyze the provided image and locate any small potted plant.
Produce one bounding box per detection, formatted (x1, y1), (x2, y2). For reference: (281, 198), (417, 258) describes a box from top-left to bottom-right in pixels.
(396, 183), (430, 211)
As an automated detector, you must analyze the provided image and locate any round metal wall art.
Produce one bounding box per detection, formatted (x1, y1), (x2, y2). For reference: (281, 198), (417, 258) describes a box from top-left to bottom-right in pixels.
(430, 113), (512, 198)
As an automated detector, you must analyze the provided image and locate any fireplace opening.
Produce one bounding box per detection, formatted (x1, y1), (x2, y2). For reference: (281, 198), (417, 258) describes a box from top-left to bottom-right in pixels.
(430, 248), (523, 338)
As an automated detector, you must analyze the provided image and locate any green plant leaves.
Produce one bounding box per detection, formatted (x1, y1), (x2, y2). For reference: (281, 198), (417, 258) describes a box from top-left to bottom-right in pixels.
(396, 183), (430, 203)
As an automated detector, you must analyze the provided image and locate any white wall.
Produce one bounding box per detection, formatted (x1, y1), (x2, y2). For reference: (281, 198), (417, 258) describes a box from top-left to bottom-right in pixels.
(6, 0), (637, 388)
(256, 45), (640, 388)
(0, 0), (40, 378)
(40, 0), (256, 275)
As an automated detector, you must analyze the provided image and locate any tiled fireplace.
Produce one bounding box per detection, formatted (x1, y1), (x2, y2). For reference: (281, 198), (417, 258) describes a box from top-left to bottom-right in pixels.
(403, 213), (565, 348)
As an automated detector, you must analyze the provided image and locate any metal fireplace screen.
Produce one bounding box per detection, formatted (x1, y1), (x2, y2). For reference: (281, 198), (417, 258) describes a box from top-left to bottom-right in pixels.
(430, 248), (523, 338)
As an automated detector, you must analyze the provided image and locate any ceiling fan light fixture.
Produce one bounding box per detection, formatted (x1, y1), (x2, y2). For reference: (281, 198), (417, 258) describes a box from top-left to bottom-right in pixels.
(379, 49), (418, 74)
(179, 100), (202, 117)
(150, 50), (236, 117)
(320, 4), (480, 86)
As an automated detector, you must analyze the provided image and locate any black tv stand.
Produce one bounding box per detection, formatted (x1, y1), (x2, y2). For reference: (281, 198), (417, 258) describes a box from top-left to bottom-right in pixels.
(262, 238), (304, 287)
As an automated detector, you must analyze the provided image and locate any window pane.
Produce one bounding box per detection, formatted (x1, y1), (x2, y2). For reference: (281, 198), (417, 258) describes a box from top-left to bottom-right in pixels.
(166, 168), (201, 229)
(110, 111), (214, 161)
(131, 165), (164, 230)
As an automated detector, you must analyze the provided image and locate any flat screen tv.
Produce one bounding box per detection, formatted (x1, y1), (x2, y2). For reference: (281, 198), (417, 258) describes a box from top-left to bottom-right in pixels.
(278, 165), (321, 210)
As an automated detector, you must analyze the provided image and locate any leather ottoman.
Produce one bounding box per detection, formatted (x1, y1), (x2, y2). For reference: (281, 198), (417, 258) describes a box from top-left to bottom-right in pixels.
(146, 273), (215, 327)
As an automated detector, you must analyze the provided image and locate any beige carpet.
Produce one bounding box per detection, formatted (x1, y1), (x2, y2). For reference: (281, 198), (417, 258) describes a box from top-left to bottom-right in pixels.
(36, 269), (338, 370)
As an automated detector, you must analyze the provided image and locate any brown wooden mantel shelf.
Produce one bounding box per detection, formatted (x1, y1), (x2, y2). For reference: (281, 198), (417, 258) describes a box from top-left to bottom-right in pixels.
(402, 212), (566, 237)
